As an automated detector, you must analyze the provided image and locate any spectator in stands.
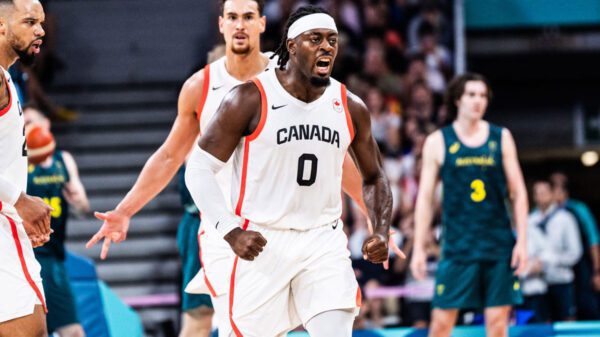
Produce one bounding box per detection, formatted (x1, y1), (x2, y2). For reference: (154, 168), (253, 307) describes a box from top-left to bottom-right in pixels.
(551, 172), (600, 320)
(519, 207), (550, 323)
(366, 86), (400, 147)
(25, 107), (89, 337)
(408, 20), (451, 92)
(407, 0), (451, 50)
(529, 180), (582, 321)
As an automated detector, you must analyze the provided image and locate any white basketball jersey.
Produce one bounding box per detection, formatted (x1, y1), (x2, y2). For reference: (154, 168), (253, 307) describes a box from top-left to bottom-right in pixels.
(196, 54), (277, 229)
(0, 68), (26, 216)
(231, 68), (355, 230)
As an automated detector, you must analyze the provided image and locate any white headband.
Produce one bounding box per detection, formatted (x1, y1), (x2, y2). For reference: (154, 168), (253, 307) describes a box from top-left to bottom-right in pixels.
(287, 13), (338, 39)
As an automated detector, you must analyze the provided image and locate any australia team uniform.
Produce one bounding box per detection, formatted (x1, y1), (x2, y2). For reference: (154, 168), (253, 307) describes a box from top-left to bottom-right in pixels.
(183, 54), (277, 333)
(226, 68), (360, 337)
(0, 68), (46, 322)
(29, 151), (80, 332)
(432, 124), (522, 309)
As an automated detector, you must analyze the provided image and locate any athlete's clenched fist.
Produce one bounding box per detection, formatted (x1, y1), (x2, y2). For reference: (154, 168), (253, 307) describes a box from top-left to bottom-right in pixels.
(224, 227), (267, 261)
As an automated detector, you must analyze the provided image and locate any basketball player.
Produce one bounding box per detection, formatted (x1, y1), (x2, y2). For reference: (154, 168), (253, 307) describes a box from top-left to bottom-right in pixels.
(0, 1), (52, 337)
(25, 107), (89, 337)
(85, 1), (369, 336)
(185, 6), (394, 337)
(411, 73), (528, 337)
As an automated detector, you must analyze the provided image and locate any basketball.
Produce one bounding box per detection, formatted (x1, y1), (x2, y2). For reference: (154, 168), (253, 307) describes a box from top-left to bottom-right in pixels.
(26, 124), (55, 165)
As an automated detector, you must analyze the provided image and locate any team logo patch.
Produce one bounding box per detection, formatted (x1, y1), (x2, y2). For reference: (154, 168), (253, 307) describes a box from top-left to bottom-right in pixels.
(332, 98), (342, 113)
(28, 164), (35, 173)
(449, 142), (460, 154)
(488, 140), (497, 152)
(436, 284), (445, 295)
(513, 281), (520, 291)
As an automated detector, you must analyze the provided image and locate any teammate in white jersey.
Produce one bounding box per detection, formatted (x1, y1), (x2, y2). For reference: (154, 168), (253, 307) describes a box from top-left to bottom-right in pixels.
(85, 1), (368, 336)
(186, 6), (396, 337)
(0, 1), (52, 336)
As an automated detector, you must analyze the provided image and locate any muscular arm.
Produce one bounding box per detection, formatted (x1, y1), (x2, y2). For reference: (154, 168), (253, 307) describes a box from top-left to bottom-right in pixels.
(411, 131), (443, 279)
(115, 75), (202, 217)
(186, 82), (266, 260)
(346, 90), (393, 264)
(61, 151), (90, 214)
(502, 128), (529, 274)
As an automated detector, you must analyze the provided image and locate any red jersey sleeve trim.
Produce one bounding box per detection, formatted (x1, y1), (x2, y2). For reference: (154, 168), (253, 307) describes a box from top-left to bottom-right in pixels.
(341, 84), (355, 141)
(246, 78), (268, 141)
(195, 65), (210, 122)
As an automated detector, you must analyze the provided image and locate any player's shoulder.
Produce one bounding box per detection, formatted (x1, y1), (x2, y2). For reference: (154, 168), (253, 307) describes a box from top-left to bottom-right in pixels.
(181, 67), (209, 96)
(425, 129), (444, 145)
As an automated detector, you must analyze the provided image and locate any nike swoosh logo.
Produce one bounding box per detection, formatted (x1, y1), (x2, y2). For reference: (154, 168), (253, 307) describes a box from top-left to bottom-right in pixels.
(332, 220), (339, 230)
(272, 104), (287, 110)
(215, 221), (220, 229)
(212, 85), (224, 91)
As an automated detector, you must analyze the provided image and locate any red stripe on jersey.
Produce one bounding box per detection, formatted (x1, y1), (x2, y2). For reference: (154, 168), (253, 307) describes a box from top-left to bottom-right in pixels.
(246, 78), (268, 141)
(234, 79), (268, 216)
(341, 84), (355, 141)
(0, 75), (13, 117)
(356, 286), (362, 307)
(4, 214), (47, 313)
(197, 229), (217, 297)
(195, 65), (210, 122)
(0, 201), (3, 212)
(229, 219), (250, 337)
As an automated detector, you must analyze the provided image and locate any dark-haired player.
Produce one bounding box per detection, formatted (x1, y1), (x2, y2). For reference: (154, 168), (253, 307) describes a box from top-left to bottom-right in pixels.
(411, 73), (528, 337)
(186, 6), (396, 337)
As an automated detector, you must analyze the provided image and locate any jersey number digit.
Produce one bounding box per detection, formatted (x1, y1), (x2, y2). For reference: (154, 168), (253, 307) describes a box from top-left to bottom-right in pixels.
(43, 197), (62, 218)
(297, 153), (318, 186)
(470, 179), (486, 202)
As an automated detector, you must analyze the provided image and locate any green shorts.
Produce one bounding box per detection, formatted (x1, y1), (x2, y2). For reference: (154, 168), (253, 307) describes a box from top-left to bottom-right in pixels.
(36, 255), (79, 333)
(432, 258), (523, 310)
(176, 212), (212, 311)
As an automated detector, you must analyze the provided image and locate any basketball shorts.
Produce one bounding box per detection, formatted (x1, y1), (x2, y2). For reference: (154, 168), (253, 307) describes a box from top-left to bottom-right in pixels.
(176, 212), (212, 310)
(228, 219), (361, 337)
(185, 216), (236, 337)
(0, 211), (46, 323)
(432, 258), (523, 309)
(36, 255), (78, 332)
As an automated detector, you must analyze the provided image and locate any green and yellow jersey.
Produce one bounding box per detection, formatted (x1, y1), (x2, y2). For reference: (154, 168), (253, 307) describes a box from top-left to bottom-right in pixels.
(28, 151), (70, 260)
(439, 124), (514, 261)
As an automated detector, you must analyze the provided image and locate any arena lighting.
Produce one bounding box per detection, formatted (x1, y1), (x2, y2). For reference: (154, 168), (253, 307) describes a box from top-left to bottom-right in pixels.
(581, 151), (599, 167)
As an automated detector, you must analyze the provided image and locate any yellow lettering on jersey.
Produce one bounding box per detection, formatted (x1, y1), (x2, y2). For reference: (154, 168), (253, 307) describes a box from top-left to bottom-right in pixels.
(42, 197), (62, 218)
(33, 175), (66, 185)
(449, 142), (460, 154)
(455, 156), (495, 167)
(470, 179), (486, 202)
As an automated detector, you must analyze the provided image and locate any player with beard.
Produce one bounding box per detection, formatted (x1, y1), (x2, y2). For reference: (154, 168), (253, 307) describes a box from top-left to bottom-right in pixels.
(85, 1), (369, 336)
(185, 6), (397, 337)
(0, 1), (53, 337)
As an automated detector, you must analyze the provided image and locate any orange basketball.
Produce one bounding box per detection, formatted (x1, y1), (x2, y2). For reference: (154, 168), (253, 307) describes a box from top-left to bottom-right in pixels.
(26, 125), (56, 165)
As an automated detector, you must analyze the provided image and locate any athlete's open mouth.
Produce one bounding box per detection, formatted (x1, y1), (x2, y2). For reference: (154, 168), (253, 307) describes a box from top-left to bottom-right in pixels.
(315, 57), (332, 76)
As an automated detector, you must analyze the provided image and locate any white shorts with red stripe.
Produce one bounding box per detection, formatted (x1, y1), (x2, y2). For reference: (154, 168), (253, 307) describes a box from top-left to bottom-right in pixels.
(0, 211), (46, 323)
(185, 223), (235, 297)
(229, 219), (361, 337)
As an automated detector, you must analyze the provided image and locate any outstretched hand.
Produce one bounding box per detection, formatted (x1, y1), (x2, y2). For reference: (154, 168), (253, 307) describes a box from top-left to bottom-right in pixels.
(86, 210), (130, 259)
